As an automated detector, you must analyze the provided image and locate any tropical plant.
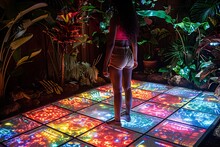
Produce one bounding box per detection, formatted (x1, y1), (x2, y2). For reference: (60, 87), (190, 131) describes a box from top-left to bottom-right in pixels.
(0, 3), (48, 104)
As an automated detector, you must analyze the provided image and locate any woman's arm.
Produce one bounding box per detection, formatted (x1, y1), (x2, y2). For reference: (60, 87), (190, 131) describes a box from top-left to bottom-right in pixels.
(131, 34), (138, 69)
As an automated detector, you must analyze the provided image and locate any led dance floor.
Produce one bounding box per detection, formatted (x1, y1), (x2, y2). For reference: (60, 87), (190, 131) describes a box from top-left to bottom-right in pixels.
(0, 80), (220, 147)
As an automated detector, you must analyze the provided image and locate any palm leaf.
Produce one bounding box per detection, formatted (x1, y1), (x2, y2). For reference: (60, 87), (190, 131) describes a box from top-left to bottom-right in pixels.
(10, 34), (33, 50)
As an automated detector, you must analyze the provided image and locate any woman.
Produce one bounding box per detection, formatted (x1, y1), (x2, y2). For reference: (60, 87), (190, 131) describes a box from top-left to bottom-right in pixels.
(103, 0), (138, 126)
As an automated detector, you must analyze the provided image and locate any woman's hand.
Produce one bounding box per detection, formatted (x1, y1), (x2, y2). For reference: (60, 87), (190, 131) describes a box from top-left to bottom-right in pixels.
(103, 67), (110, 77)
(133, 60), (138, 69)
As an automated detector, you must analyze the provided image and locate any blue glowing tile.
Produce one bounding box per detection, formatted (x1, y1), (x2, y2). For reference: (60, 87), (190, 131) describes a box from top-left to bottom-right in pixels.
(102, 96), (144, 108)
(129, 135), (181, 147)
(0, 115), (41, 142)
(121, 111), (162, 133)
(76, 89), (113, 102)
(61, 139), (93, 147)
(195, 91), (220, 103)
(165, 87), (201, 99)
(3, 126), (71, 147)
(147, 120), (206, 147)
(184, 99), (220, 115)
(150, 93), (191, 107)
(168, 108), (218, 129)
(139, 82), (172, 92)
(78, 103), (115, 121)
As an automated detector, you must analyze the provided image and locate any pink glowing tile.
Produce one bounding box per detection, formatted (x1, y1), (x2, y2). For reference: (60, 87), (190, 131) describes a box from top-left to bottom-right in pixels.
(195, 91), (220, 103)
(150, 93), (191, 107)
(61, 139), (93, 147)
(78, 103), (115, 121)
(124, 89), (160, 101)
(77, 89), (113, 102)
(131, 80), (145, 88)
(96, 84), (114, 93)
(47, 113), (103, 137)
(132, 102), (178, 118)
(102, 96), (144, 108)
(139, 82), (172, 92)
(78, 123), (141, 147)
(23, 105), (72, 124)
(147, 120), (206, 147)
(0, 115), (41, 142)
(165, 87), (201, 99)
(3, 126), (71, 147)
(53, 96), (96, 111)
(129, 135), (181, 147)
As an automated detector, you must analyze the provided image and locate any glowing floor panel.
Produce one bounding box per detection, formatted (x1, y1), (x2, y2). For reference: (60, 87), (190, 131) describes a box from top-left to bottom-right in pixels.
(61, 139), (93, 147)
(165, 87), (201, 99)
(195, 91), (220, 103)
(138, 82), (172, 92)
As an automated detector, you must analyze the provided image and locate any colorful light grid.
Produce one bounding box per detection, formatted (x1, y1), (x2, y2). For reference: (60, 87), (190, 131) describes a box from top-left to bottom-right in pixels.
(102, 96), (144, 108)
(165, 87), (201, 99)
(23, 105), (72, 124)
(132, 102), (179, 118)
(123, 89), (160, 101)
(78, 103), (115, 121)
(129, 135), (180, 147)
(77, 89), (113, 102)
(195, 91), (220, 103)
(96, 84), (114, 93)
(168, 108), (218, 129)
(139, 82), (172, 92)
(61, 139), (93, 147)
(121, 111), (162, 133)
(78, 123), (141, 147)
(131, 80), (145, 88)
(0, 115), (41, 142)
(3, 126), (71, 147)
(150, 93), (191, 107)
(147, 120), (206, 147)
(53, 96), (96, 111)
(184, 99), (220, 115)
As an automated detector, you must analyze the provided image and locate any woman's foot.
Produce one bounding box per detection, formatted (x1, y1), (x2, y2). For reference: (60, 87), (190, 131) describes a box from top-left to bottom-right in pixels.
(121, 113), (131, 122)
(107, 119), (121, 126)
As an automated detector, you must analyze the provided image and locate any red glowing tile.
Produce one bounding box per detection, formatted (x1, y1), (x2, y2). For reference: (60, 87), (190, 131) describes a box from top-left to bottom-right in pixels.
(53, 96), (96, 111)
(124, 89), (160, 101)
(23, 105), (72, 124)
(47, 113), (103, 137)
(147, 120), (206, 147)
(131, 80), (145, 88)
(96, 84), (114, 93)
(61, 139), (93, 147)
(78, 123), (141, 147)
(132, 102), (178, 118)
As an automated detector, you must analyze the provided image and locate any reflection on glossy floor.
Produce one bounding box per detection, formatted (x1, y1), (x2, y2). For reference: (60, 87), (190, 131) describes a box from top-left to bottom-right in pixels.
(0, 80), (220, 147)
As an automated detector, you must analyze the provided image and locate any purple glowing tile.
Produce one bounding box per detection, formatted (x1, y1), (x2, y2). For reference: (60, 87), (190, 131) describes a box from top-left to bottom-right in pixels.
(147, 120), (206, 147)
(195, 91), (220, 103)
(132, 102), (178, 118)
(129, 135), (181, 147)
(131, 80), (146, 88)
(61, 139), (93, 147)
(96, 84), (114, 93)
(78, 103), (115, 121)
(47, 113), (102, 137)
(0, 115), (41, 142)
(121, 111), (162, 133)
(23, 104), (72, 124)
(165, 87), (201, 99)
(168, 108), (218, 129)
(3, 126), (71, 147)
(102, 96), (144, 108)
(150, 93), (191, 107)
(124, 89), (160, 101)
(139, 82), (172, 92)
(77, 89), (113, 102)
(78, 123), (141, 147)
(184, 99), (220, 115)
(53, 96), (96, 111)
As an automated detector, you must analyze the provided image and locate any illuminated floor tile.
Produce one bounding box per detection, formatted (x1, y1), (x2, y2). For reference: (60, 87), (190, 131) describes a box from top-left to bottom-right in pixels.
(149, 93), (191, 107)
(61, 139), (93, 147)
(0, 115), (41, 142)
(47, 113), (102, 137)
(78, 103), (115, 121)
(129, 135), (181, 147)
(168, 108), (218, 129)
(121, 111), (162, 133)
(96, 84), (114, 93)
(102, 96), (144, 108)
(23, 104), (72, 124)
(78, 123), (141, 147)
(132, 102), (179, 118)
(139, 82), (172, 92)
(124, 89), (160, 101)
(131, 80), (146, 88)
(53, 96), (97, 111)
(77, 89), (113, 102)
(195, 91), (220, 103)
(147, 120), (206, 147)
(165, 87), (201, 99)
(184, 99), (220, 115)
(3, 126), (71, 147)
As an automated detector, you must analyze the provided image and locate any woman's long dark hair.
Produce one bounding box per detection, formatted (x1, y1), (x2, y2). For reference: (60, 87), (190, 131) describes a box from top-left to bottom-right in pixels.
(112, 0), (139, 40)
